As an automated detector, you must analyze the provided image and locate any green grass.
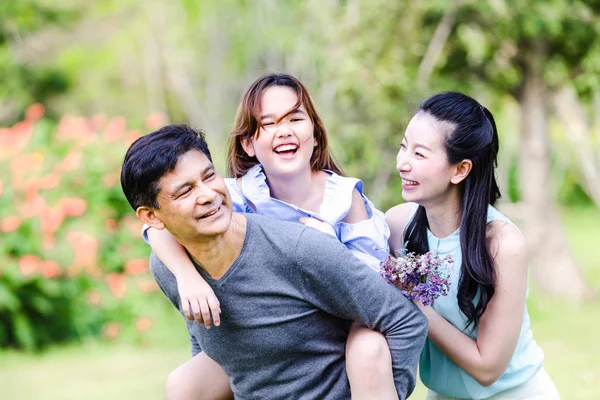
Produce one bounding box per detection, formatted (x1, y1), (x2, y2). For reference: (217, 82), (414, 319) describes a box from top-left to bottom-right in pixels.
(0, 343), (190, 400)
(0, 206), (598, 399)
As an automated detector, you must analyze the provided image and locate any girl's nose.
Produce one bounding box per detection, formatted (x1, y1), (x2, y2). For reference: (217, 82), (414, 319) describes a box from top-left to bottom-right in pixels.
(276, 123), (292, 137)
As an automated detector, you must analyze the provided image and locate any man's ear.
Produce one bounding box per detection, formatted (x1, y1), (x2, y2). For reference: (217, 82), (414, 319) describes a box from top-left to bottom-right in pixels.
(241, 137), (256, 157)
(450, 159), (472, 185)
(136, 206), (166, 230)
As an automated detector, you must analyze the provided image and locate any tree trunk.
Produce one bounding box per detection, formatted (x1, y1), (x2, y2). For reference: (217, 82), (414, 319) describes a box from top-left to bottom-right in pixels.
(552, 87), (600, 208)
(518, 45), (594, 300)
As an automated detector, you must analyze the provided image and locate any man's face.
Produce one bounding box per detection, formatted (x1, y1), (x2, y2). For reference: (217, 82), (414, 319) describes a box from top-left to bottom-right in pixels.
(151, 150), (233, 241)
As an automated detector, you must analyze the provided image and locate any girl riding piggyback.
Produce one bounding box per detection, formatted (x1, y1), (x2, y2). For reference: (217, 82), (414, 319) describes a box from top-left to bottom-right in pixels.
(145, 73), (399, 399)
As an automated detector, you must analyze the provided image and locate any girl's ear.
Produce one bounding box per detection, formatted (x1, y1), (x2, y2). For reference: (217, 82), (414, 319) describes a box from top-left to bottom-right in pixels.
(241, 137), (256, 157)
(450, 159), (472, 184)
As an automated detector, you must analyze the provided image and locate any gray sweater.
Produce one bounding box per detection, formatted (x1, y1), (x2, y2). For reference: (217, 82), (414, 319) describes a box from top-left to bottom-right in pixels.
(150, 213), (427, 400)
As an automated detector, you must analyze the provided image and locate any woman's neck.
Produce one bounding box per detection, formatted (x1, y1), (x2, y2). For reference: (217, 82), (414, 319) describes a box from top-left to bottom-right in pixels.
(266, 168), (326, 213)
(423, 190), (463, 239)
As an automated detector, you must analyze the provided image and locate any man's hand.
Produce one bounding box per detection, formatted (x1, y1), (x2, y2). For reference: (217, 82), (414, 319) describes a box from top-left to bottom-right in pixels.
(299, 217), (336, 237)
(176, 273), (221, 329)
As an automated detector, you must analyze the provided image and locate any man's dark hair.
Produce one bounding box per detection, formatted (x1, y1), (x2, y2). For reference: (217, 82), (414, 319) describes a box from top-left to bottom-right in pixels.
(120, 124), (212, 210)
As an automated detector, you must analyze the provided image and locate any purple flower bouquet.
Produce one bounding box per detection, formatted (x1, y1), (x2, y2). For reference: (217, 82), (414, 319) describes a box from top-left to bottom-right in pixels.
(380, 251), (453, 307)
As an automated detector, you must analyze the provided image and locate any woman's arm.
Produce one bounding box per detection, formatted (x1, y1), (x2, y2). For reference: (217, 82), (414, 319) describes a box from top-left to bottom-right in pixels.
(385, 203), (416, 256)
(417, 221), (528, 386)
(147, 227), (221, 328)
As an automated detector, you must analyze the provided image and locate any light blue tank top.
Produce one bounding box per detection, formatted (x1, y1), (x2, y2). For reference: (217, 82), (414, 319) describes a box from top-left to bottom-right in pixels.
(415, 204), (544, 399)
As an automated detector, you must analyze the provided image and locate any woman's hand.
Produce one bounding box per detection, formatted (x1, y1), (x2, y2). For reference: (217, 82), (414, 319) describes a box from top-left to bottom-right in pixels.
(176, 272), (222, 329)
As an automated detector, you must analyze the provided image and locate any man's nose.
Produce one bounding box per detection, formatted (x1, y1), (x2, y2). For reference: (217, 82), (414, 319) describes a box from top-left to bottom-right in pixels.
(195, 184), (217, 205)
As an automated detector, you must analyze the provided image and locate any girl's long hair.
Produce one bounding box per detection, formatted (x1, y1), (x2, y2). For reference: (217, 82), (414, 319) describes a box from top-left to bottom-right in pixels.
(404, 92), (501, 328)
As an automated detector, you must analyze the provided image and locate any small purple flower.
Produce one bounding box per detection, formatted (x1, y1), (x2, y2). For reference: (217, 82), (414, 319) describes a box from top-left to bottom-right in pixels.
(380, 251), (453, 306)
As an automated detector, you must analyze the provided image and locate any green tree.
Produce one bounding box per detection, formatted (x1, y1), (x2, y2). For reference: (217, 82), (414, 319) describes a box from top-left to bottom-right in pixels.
(0, 1), (75, 123)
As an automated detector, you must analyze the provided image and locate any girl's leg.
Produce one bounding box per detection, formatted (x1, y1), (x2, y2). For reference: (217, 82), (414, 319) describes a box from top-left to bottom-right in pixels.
(346, 322), (398, 400)
(166, 351), (233, 400)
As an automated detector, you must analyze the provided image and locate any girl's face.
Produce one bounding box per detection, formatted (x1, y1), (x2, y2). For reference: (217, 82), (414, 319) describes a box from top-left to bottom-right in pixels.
(396, 112), (459, 206)
(242, 85), (316, 179)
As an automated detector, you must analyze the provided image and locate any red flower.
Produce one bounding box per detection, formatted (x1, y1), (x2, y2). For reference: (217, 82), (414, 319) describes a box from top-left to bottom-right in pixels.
(135, 316), (152, 333)
(19, 255), (42, 277)
(25, 103), (45, 122)
(41, 260), (61, 278)
(1, 216), (22, 232)
(124, 259), (148, 275)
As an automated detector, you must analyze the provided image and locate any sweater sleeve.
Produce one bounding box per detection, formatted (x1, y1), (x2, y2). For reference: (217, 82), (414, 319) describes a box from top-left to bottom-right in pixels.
(294, 228), (428, 400)
(149, 252), (203, 355)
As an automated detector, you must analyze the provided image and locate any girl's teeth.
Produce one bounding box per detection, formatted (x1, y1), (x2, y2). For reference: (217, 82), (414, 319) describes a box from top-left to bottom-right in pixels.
(275, 145), (297, 152)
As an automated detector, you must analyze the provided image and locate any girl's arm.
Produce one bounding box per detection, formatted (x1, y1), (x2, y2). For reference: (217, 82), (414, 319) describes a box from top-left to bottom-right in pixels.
(337, 189), (391, 270)
(146, 227), (221, 328)
(417, 221), (528, 386)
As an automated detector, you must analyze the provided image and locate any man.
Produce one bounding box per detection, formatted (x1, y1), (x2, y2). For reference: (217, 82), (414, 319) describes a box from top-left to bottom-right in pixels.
(120, 124), (427, 399)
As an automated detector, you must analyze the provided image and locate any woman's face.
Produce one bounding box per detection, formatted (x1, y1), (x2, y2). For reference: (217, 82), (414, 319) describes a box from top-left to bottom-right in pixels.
(396, 112), (458, 206)
(242, 85), (316, 179)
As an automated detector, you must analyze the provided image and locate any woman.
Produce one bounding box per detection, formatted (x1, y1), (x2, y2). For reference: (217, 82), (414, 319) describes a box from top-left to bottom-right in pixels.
(386, 92), (560, 399)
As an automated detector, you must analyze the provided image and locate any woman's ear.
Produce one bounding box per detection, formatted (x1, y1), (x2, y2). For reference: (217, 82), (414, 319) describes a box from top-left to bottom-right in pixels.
(450, 159), (472, 185)
(241, 137), (256, 157)
(136, 207), (166, 231)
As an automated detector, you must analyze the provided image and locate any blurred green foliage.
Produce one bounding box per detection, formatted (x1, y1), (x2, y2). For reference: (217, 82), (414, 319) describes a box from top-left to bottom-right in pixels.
(0, 109), (163, 350)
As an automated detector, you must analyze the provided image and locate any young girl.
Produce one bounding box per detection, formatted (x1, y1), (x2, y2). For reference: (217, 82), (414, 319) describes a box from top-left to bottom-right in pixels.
(146, 73), (398, 399)
(386, 92), (560, 399)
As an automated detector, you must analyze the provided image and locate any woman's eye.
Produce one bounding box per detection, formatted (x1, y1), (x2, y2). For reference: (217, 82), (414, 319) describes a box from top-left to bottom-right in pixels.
(205, 173), (215, 181)
(399, 143), (407, 150)
(262, 122), (275, 127)
(415, 152), (425, 158)
(291, 118), (303, 122)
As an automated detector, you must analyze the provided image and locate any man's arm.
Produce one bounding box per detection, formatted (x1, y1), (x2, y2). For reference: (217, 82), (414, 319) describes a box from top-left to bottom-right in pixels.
(294, 228), (428, 399)
(149, 252), (203, 355)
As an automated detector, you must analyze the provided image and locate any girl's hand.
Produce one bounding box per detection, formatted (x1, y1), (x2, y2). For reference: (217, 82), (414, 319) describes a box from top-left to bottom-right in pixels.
(176, 272), (221, 329)
(299, 217), (336, 237)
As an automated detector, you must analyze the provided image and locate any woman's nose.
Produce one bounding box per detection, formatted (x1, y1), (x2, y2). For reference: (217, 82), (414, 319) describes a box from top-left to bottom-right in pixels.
(396, 153), (410, 172)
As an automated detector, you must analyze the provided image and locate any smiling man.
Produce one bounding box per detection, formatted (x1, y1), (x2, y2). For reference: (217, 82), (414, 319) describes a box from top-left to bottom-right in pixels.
(120, 124), (427, 400)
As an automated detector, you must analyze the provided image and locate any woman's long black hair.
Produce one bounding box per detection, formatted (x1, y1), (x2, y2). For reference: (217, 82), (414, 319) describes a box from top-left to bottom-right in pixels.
(404, 92), (501, 328)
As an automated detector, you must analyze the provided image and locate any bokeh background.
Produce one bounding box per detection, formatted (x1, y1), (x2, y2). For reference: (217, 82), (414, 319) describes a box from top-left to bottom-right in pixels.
(1, 1), (599, 398)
